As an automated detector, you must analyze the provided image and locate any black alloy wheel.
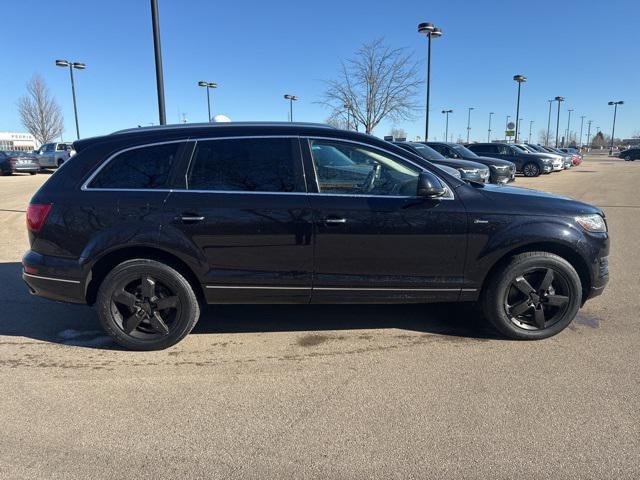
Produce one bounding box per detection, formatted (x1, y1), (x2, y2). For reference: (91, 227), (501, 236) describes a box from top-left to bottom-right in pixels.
(482, 251), (582, 340)
(97, 259), (200, 350)
(505, 268), (570, 330)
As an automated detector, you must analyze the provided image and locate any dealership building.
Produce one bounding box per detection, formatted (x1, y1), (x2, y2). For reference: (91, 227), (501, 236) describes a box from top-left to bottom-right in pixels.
(0, 131), (39, 152)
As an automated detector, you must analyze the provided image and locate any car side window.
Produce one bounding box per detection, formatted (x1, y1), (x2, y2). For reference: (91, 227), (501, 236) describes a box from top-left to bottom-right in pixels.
(310, 140), (419, 196)
(497, 145), (513, 155)
(186, 137), (301, 192)
(89, 142), (182, 189)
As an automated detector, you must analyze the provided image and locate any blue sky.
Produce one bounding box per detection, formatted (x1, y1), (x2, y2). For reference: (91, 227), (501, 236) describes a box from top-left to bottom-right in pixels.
(1, 0), (637, 142)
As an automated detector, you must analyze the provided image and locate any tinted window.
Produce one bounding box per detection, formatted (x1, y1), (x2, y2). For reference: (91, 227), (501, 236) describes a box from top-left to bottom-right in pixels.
(409, 143), (446, 161)
(469, 144), (496, 154)
(187, 137), (299, 192)
(497, 145), (513, 155)
(90, 142), (182, 189)
(310, 140), (419, 196)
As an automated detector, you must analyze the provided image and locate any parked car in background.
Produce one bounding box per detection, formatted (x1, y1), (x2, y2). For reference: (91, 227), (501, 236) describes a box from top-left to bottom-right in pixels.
(433, 163), (462, 179)
(36, 142), (75, 168)
(517, 144), (568, 170)
(0, 151), (40, 175)
(425, 141), (515, 184)
(22, 122), (609, 349)
(619, 147), (640, 161)
(465, 142), (555, 177)
(392, 141), (489, 183)
(541, 146), (574, 169)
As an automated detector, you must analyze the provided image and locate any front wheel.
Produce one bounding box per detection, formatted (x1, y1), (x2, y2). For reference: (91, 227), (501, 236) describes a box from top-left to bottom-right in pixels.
(522, 162), (540, 177)
(96, 259), (200, 350)
(482, 252), (582, 340)
(623, 155), (631, 161)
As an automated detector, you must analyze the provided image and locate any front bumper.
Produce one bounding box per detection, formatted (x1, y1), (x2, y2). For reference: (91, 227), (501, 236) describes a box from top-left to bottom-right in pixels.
(22, 250), (86, 304)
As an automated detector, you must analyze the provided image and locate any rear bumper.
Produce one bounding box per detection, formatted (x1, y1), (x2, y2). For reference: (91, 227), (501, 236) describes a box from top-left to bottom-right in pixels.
(22, 250), (86, 304)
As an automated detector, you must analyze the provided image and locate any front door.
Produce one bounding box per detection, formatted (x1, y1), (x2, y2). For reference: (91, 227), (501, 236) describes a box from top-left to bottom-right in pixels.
(162, 136), (313, 303)
(303, 138), (468, 303)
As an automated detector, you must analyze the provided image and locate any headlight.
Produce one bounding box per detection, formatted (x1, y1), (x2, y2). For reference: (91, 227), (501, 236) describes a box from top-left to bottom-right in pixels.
(458, 168), (479, 174)
(541, 158), (553, 164)
(576, 214), (607, 233)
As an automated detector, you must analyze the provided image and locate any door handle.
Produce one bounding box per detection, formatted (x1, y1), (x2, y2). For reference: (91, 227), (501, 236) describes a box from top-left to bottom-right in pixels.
(177, 215), (205, 223)
(324, 217), (347, 225)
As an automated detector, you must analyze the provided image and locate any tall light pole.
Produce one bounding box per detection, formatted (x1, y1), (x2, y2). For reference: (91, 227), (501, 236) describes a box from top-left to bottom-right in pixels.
(579, 115), (585, 148)
(546, 99), (553, 146)
(513, 74), (527, 143)
(608, 101), (624, 155)
(418, 22), (442, 141)
(488, 112), (494, 142)
(466, 107), (474, 143)
(554, 96), (564, 147)
(197, 81), (217, 121)
(565, 108), (574, 147)
(528, 120), (534, 143)
(442, 109), (452, 142)
(586, 120), (593, 150)
(55, 59), (85, 139)
(284, 94), (298, 122)
(150, 0), (166, 125)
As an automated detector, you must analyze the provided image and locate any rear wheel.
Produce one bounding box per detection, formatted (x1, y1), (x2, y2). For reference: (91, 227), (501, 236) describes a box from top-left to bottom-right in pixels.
(96, 259), (200, 350)
(623, 155), (631, 161)
(482, 252), (582, 340)
(29, 171), (37, 175)
(523, 162), (540, 177)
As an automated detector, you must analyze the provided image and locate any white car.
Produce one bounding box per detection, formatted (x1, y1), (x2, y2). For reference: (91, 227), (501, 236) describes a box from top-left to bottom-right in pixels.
(515, 144), (563, 171)
(35, 142), (75, 168)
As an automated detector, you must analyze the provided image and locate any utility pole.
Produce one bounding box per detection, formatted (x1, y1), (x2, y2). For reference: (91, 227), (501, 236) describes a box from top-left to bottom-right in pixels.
(150, 0), (166, 125)
(586, 120), (593, 151)
(579, 115), (585, 148)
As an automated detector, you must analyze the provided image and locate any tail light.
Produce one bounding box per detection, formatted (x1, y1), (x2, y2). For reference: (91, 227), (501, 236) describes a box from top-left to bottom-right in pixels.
(8, 157), (17, 164)
(26, 204), (52, 233)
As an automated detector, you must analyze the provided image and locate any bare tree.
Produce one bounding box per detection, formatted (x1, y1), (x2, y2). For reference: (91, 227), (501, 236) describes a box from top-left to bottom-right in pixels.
(17, 74), (64, 144)
(389, 127), (407, 139)
(325, 112), (349, 130)
(320, 38), (422, 134)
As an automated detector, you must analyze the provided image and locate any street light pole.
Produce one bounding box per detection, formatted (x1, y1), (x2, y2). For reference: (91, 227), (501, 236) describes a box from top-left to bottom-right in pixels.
(198, 81), (217, 121)
(513, 75), (526, 143)
(505, 115), (511, 142)
(488, 112), (494, 142)
(528, 120), (534, 143)
(55, 59), (85, 139)
(442, 109), (452, 141)
(418, 23), (442, 142)
(546, 99), (553, 146)
(284, 94), (298, 122)
(466, 107), (474, 143)
(579, 115), (585, 148)
(565, 108), (574, 147)
(608, 101), (624, 155)
(150, 0), (166, 125)
(554, 96), (564, 147)
(586, 120), (593, 150)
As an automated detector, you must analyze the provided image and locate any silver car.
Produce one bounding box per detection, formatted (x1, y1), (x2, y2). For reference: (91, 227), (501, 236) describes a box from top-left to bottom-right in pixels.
(36, 142), (75, 168)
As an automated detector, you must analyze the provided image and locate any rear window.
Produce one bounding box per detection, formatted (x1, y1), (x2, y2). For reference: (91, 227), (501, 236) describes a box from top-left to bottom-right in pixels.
(89, 142), (182, 189)
(186, 137), (300, 192)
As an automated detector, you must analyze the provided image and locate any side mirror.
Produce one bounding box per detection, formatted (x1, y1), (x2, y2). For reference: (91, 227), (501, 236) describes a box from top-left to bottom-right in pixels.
(417, 171), (446, 198)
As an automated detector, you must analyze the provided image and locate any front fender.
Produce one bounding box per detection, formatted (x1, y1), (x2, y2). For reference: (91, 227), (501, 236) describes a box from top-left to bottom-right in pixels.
(464, 214), (590, 288)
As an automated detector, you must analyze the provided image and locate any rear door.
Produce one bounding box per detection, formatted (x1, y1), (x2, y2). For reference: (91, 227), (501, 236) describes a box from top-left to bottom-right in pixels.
(162, 136), (313, 303)
(303, 137), (468, 303)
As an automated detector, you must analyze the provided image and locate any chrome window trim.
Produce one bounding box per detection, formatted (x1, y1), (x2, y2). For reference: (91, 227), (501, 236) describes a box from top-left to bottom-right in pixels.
(81, 134), (454, 201)
(304, 136), (455, 200)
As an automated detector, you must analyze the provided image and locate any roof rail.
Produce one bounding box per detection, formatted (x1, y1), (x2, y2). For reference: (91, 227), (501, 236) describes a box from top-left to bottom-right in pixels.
(111, 121), (334, 135)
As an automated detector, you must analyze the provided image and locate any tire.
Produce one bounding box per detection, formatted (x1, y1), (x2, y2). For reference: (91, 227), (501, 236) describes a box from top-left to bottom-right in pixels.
(522, 162), (540, 177)
(57, 159), (64, 167)
(623, 155), (631, 161)
(96, 259), (200, 350)
(29, 171), (37, 175)
(482, 252), (582, 340)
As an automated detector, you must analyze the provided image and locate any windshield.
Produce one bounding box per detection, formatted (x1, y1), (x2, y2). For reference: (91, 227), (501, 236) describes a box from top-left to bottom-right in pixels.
(450, 143), (479, 158)
(311, 144), (356, 167)
(512, 145), (527, 152)
(409, 143), (446, 161)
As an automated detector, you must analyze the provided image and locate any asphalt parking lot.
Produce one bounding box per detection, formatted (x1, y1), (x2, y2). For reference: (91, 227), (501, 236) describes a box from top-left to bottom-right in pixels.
(0, 156), (638, 479)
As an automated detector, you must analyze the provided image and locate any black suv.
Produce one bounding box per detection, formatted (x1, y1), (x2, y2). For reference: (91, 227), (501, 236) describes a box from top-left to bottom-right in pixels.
(466, 142), (554, 177)
(23, 123), (609, 350)
(426, 142), (515, 183)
